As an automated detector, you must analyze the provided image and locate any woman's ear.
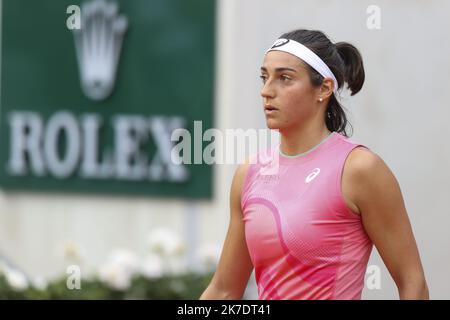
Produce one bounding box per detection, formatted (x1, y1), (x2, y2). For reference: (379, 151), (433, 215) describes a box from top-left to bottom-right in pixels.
(317, 78), (334, 101)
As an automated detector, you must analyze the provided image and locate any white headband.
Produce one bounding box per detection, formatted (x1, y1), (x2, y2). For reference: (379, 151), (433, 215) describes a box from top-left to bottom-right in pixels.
(266, 38), (338, 93)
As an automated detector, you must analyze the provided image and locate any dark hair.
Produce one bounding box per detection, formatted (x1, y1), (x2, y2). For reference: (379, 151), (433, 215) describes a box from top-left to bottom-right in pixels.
(279, 29), (365, 137)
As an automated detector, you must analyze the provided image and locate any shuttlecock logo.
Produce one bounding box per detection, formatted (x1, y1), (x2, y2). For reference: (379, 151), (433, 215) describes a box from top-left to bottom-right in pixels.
(73, 0), (128, 101)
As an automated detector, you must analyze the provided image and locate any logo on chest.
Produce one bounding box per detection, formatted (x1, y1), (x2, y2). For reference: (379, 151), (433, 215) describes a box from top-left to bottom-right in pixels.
(305, 168), (321, 183)
(260, 174), (280, 183)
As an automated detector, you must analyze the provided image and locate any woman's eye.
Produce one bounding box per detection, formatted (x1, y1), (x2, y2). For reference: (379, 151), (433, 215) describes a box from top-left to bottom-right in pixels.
(280, 75), (291, 82)
(260, 75), (267, 83)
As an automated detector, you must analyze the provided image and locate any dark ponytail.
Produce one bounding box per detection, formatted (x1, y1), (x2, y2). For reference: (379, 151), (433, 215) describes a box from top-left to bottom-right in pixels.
(335, 42), (365, 96)
(279, 29), (365, 137)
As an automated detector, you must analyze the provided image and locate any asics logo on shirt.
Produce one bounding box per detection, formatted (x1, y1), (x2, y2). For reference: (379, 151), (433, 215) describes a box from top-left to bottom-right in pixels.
(305, 168), (321, 183)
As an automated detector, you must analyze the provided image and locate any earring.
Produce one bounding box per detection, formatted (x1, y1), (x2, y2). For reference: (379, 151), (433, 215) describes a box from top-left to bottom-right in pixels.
(318, 98), (323, 102)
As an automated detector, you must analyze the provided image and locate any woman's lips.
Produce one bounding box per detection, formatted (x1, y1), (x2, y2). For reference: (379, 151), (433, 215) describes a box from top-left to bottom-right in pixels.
(264, 105), (278, 115)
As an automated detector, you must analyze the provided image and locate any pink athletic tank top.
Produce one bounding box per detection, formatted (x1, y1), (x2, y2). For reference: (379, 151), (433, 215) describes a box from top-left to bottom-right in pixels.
(241, 131), (373, 300)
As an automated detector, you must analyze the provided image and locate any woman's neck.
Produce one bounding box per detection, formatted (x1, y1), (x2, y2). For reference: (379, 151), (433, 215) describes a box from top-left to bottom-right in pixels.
(279, 124), (332, 156)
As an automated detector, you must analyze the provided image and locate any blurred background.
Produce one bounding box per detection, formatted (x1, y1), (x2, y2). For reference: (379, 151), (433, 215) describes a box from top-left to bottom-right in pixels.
(0, 0), (449, 299)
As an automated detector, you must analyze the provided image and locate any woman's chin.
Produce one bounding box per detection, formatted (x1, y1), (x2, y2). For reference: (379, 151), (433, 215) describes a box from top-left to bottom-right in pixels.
(265, 120), (280, 130)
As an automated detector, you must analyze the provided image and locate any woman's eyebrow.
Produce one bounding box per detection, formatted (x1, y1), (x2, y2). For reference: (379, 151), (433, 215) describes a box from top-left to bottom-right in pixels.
(260, 66), (298, 73)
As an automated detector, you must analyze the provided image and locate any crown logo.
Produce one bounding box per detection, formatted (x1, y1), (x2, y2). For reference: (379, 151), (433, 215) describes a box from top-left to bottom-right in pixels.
(73, 0), (128, 101)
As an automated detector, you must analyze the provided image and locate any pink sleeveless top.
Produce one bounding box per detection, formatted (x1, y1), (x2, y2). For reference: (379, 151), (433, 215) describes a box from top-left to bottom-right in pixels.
(241, 131), (373, 300)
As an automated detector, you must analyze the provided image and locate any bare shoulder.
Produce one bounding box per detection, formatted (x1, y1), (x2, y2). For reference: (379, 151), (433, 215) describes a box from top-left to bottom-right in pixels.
(231, 160), (251, 192)
(342, 147), (399, 213)
(235, 160), (250, 180)
(345, 146), (394, 182)
(342, 146), (397, 214)
(230, 160), (251, 210)
(346, 147), (384, 175)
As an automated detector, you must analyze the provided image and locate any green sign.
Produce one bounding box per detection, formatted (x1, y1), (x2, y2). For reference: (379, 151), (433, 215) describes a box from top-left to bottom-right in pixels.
(0, 0), (215, 198)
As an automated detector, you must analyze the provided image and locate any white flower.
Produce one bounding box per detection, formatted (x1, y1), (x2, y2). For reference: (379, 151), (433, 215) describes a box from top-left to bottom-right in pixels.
(140, 253), (163, 279)
(108, 249), (139, 275)
(32, 276), (48, 291)
(5, 268), (29, 291)
(59, 240), (83, 263)
(98, 262), (131, 291)
(146, 228), (186, 257)
(166, 256), (187, 275)
(198, 243), (222, 271)
(98, 249), (139, 291)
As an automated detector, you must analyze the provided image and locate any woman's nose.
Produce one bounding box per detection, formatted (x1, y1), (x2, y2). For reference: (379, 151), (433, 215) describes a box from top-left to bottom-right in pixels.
(260, 81), (275, 99)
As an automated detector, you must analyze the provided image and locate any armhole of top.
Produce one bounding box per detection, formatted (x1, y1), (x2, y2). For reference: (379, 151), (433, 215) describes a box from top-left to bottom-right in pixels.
(336, 145), (369, 218)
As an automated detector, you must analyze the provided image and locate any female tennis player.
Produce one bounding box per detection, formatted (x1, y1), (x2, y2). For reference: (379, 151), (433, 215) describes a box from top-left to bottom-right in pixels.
(200, 29), (428, 300)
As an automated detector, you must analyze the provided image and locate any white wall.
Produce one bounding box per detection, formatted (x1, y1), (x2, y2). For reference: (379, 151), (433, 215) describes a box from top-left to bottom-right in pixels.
(217, 0), (450, 299)
(1, 0), (449, 299)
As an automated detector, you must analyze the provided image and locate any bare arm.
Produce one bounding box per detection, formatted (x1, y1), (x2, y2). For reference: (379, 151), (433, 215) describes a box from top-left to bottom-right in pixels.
(199, 163), (254, 299)
(344, 148), (429, 299)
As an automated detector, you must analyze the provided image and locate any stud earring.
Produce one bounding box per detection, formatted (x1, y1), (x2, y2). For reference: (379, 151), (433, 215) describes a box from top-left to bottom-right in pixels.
(318, 98), (323, 102)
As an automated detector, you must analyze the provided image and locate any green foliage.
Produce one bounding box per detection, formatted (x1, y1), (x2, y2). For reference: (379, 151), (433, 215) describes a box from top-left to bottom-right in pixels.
(0, 271), (214, 300)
